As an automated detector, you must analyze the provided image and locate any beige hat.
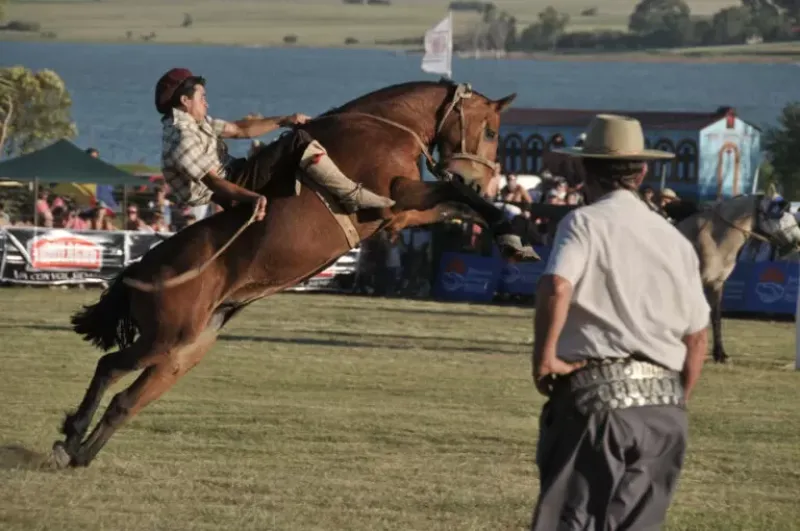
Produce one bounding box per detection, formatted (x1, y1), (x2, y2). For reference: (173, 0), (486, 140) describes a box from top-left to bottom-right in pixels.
(661, 188), (678, 199)
(553, 114), (675, 160)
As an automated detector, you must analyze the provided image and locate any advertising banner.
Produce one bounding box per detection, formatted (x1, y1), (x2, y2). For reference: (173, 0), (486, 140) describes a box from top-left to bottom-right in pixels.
(0, 227), (126, 285)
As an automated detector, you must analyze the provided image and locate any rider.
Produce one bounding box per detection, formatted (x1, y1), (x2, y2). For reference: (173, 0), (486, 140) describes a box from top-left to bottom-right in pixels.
(155, 68), (395, 221)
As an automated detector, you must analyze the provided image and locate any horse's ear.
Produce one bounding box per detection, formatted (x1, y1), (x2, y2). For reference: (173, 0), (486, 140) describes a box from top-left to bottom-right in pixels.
(766, 182), (778, 198)
(494, 93), (516, 112)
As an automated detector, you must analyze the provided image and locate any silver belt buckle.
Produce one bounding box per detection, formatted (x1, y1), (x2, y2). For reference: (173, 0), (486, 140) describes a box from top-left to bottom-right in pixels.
(567, 358), (685, 416)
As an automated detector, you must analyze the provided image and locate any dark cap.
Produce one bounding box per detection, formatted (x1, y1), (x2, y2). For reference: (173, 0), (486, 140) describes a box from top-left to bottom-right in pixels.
(154, 68), (203, 114)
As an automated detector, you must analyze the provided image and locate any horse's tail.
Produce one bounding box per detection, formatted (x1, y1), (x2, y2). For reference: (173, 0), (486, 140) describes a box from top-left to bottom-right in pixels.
(71, 267), (139, 352)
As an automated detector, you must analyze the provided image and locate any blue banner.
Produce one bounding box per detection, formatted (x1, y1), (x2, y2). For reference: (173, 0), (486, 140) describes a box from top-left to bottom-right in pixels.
(432, 252), (502, 303)
(497, 246), (551, 296)
(722, 260), (799, 315)
(433, 245), (800, 315)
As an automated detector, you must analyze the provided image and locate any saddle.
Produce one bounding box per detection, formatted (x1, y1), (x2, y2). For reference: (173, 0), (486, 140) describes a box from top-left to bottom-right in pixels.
(226, 132), (361, 249)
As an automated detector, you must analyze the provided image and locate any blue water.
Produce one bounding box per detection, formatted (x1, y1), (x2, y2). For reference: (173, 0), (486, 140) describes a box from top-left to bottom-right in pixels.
(0, 41), (796, 165)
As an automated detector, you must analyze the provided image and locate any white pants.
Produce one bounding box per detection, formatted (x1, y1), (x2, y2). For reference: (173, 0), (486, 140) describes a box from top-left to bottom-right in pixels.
(190, 204), (211, 220)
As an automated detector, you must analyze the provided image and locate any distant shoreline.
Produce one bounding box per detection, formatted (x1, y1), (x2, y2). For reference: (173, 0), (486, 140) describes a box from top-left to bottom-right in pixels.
(2, 33), (797, 65)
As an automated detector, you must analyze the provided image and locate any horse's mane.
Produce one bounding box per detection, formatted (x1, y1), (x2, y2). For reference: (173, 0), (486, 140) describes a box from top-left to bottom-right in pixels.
(318, 78), (480, 117)
(663, 200), (701, 223)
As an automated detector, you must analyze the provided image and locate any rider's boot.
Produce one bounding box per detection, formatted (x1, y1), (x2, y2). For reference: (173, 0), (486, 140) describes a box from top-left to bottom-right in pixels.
(299, 140), (396, 213)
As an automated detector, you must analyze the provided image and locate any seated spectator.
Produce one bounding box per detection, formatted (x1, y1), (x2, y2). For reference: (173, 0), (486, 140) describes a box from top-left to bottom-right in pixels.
(149, 211), (170, 233)
(148, 186), (173, 229)
(51, 206), (69, 228)
(0, 202), (10, 227)
(501, 174), (533, 206)
(36, 189), (53, 227)
(125, 205), (147, 231)
(89, 203), (116, 231)
(566, 191), (582, 205)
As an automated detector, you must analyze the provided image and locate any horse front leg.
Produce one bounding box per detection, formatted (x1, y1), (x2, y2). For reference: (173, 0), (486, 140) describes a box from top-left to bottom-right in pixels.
(384, 203), (486, 242)
(389, 177), (540, 261)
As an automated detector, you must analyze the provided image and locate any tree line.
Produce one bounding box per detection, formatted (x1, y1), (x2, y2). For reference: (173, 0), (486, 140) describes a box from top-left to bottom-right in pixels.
(460, 0), (799, 53)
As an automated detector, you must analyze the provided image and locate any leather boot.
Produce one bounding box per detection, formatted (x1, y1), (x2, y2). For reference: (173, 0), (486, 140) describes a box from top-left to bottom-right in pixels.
(299, 140), (395, 213)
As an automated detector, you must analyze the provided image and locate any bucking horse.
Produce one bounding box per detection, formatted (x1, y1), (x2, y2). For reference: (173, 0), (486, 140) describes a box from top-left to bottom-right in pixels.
(50, 79), (526, 468)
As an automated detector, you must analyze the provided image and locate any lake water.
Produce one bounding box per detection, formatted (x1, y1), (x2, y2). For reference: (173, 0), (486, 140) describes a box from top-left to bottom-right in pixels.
(0, 41), (797, 166)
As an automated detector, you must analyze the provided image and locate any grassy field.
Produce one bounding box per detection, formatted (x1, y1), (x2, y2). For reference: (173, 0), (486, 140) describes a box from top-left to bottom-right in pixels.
(0, 289), (799, 530)
(3, 0), (741, 48)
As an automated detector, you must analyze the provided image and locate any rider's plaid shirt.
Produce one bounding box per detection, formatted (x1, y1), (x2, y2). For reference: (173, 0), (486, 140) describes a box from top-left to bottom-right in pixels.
(161, 108), (235, 206)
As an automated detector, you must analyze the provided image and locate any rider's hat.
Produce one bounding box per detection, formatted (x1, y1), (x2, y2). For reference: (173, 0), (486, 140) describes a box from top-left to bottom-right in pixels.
(553, 114), (674, 160)
(154, 68), (204, 114)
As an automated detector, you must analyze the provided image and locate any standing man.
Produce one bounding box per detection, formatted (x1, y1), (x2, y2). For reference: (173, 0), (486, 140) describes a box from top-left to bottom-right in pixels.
(155, 68), (395, 221)
(530, 114), (709, 530)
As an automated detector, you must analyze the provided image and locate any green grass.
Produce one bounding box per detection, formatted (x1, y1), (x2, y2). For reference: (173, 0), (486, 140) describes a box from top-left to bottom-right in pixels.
(2, 0), (740, 48)
(0, 289), (798, 530)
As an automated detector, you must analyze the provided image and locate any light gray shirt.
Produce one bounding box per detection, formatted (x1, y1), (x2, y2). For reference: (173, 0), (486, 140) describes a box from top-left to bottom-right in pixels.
(543, 189), (710, 372)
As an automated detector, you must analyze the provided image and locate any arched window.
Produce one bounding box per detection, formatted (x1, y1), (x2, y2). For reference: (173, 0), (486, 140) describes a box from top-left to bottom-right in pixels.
(674, 139), (699, 181)
(651, 138), (676, 181)
(499, 133), (523, 173)
(524, 134), (546, 173)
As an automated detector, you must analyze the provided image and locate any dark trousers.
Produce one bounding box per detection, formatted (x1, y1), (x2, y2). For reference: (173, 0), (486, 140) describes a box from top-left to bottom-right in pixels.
(531, 398), (688, 531)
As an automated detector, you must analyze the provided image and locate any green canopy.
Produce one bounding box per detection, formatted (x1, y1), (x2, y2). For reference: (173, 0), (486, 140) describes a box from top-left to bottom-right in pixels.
(0, 139), (148, 186)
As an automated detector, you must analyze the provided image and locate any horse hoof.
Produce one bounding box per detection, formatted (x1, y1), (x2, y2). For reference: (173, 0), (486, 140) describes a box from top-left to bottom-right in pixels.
(48, 441), (73, 470)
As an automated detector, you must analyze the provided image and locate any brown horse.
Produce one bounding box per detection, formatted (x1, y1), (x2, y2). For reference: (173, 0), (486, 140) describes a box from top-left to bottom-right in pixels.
(50, 79), (520, 468)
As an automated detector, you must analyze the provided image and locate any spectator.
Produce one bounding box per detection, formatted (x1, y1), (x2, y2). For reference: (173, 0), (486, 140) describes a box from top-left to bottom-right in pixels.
(0, 202), (9, 227)
(148, 186), (173, 229)
(501, 174), (533, 207)
(566, 191), (581, 205)
(36, 189), (53, 227)
(149, 211), (170, 233)
(125, 205), (147, 231)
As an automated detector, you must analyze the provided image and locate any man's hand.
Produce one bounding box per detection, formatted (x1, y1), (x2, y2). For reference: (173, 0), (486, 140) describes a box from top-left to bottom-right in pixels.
(533, 350), (587, 396)
(279, 113), (311, 127)
(252, 195), (267, 222)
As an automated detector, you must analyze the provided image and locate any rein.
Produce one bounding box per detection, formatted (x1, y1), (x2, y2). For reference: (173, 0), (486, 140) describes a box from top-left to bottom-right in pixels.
(122, 82), (492, 293)
(122, 203), (261, 292)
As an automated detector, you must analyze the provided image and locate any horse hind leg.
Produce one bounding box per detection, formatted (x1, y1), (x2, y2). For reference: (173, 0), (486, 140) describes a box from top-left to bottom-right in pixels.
(65, 328), (219, 468)
(707, 285), (728, 363)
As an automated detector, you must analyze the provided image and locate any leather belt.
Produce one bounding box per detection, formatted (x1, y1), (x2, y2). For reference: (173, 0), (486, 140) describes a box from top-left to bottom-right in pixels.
(553, 356), (685, 416)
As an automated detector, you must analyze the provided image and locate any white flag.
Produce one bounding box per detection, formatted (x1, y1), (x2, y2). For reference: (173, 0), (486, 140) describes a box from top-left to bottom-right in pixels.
(421, 12), (452, 79)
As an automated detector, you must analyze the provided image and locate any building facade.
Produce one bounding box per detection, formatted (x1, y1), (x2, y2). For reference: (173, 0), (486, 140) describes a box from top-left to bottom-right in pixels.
(497, 107), (763, 202)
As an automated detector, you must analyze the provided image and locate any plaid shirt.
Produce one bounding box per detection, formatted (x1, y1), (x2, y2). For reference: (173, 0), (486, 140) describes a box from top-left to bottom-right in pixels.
(161, 108), (235, 206)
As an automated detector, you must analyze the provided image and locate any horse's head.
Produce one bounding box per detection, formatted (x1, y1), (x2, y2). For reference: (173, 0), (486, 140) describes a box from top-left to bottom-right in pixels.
(753, 188), (800, 256)
(432, 82), (516, 195)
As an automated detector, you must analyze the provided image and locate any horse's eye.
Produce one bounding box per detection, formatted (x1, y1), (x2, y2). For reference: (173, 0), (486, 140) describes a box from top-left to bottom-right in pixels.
(485, 128), (497, 140)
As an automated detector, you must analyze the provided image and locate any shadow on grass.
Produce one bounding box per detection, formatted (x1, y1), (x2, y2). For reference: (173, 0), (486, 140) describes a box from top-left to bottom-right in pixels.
(0, 444), (54, 471)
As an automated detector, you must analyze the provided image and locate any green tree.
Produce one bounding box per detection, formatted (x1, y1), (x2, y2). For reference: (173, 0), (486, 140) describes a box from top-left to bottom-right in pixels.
(628, 0), (694, 46)
(0, 66), (77, 159)
(629, 0), (691, 33)
(710, 6), (752, 44)
(763, 102), (800, 200)
(517, 6), (569, 50)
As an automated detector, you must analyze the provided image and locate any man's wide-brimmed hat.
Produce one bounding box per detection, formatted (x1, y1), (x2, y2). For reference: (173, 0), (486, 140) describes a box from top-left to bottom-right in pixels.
(553, 114), (675, 160)
(154, 68), (204, 114)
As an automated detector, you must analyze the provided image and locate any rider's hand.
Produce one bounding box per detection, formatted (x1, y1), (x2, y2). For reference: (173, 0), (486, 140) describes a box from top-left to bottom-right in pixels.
(252, 195), (267, 221)
(281, 113), (311, 127)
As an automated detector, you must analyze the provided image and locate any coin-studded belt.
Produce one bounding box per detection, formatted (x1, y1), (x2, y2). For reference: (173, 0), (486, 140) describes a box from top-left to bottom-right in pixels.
(553, 356), (685, 416)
